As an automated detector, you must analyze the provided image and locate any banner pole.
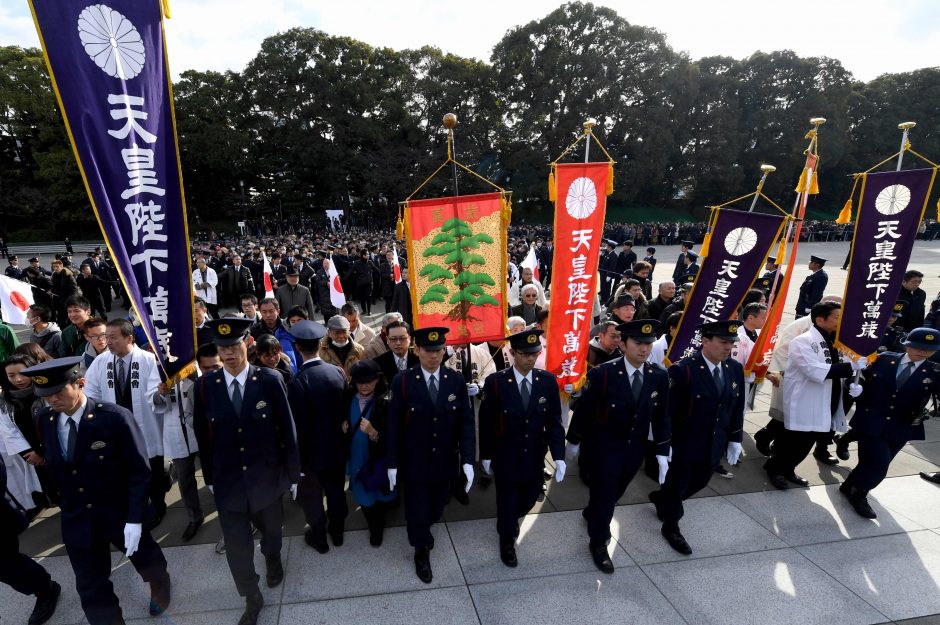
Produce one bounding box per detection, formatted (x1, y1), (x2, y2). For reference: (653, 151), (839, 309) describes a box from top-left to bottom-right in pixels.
(583, 118), (595, 163)
(748, 164), (776, 212)
(897, 121), (916, 171)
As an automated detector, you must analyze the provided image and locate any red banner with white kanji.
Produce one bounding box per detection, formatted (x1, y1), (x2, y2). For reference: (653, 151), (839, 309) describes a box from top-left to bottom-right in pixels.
(545, 163), (610, 391)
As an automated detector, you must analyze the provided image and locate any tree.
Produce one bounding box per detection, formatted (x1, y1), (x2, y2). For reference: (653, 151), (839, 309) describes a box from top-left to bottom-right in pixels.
(419, 217), (499, 321)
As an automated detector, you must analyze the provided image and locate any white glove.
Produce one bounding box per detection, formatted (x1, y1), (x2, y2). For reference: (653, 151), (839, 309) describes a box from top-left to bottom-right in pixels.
(290, 484), (298, 500)
(804, 308), (811, 314)
(481, 459), (492, 475)
(848, 383), (863, 398)
(745, 372), (755, 384)
(850, 358), (869, 372)
(656, 455), (669, 485)
(565, 442), (580, 461)
(387, 468), (397, 491)
(123, 522), (142, 558)
(726, 441), (743, 465)
(555, 459), (567, 483)
(207, 485), (214, 495)
(563, 384), (574, 394)
(462, 463), (474, 493)
(467, 383), (480, 397)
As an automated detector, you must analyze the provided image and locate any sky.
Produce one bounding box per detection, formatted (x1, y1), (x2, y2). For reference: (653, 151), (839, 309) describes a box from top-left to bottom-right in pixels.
(3, 0), (939, 82)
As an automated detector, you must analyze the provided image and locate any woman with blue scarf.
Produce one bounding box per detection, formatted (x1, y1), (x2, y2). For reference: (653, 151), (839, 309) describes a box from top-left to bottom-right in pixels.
(344, 360), (397, 546)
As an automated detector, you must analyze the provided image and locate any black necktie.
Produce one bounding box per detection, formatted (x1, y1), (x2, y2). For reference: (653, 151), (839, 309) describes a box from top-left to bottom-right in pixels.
(231, 380), (243, 414)
(65, 418), (77, 462)
(117, 358), (126, 395)
(897, 361), (915, 387)
(632, 370), (643, 401)
(428, 375), (438, 404)
(521, 378), (531, 410)
(713, 366), (722, 391)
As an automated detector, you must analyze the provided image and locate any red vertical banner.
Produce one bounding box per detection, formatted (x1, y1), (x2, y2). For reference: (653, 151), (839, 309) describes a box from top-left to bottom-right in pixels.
(545, 163), (610, 391)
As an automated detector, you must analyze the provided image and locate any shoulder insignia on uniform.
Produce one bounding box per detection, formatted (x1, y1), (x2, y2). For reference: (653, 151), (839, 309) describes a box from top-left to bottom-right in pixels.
(538, 396), (547, 404)
(447, 394), (456, 402)
(256, 401), (267, 409)
(91, 441), (106, 450)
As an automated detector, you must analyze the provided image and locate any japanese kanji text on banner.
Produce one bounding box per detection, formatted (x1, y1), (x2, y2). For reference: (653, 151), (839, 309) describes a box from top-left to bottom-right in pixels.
(29, 0), (196, 379)
(545, 163), (610, 391)
(405, 192), (509, 344)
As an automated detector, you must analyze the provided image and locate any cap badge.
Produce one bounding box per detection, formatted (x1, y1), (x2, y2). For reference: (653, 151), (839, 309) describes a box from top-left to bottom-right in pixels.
(642, 324), (652, 334)
(729, 324), (739, 333)
(927, 334), (935, 341)
(527, 334), (538, 344)
(219, 324), (231, 335)
(428, 331), (439, 341)
(32, 375), (48, 385)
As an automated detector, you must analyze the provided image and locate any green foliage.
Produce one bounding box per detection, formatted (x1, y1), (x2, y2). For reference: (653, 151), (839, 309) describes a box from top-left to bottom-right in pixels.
(3, 2), (940, 238)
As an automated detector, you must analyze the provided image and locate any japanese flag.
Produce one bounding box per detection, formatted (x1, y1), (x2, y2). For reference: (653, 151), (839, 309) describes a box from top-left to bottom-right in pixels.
(521, 244), (540, 283)
(391, 246), (402, 284)
(0, 275), (34, 325)
(326, 255), (346, 309)
(262, 252), (275, 299)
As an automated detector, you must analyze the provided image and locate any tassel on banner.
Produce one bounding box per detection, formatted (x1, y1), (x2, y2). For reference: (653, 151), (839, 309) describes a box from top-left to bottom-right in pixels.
(775, 236), (787, 263)
(836, 199), (853, 224)
(810, 170), (819, 194)
(500, 193), (512, 229)
(161, 0), (172, 18)
(548, 166), (556, 202)
(607, 162), (614, 196)
(396, 208), (404, 241)
(936, 197), (940, 221)
(794, 168), (807, 194)
(699, 231), (712, 257)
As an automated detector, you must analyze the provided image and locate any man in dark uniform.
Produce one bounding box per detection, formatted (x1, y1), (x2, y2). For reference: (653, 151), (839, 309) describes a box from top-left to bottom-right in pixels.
(193, 318), (300, 625)
(567, 320), (671, 572)
(679, 251), (700, 283)
(27, 356), (171, 625)
(842, 329), (940, 517)
(478, 329), (565, 567)
(757, 256), (782, 301)
(616, 241), (637, 275)
(287, 320), (349, 552)
(598, 240), (619, 303)
(648, 321), (745, 555)
(879, 302), (908, 353)
(795, 255), (828, 318)
(1, 458), (61, 625)
(672, 240), (693, 283)
(897, 270), (926, 332)
(5, 255), (23, 279)
(386, 327), (475, 583)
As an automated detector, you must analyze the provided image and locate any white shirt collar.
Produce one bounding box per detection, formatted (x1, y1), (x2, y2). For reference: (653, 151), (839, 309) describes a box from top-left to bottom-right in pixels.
(512, 367), (533, 386)
(302, 357), (321, 365)
(702, 355), (723, 374)
(223, 364), (250, 389)
(623, 358), (644, 378)
(59, 395), (88, 427)
(421, 367), (440, 383)
(898, 354), (926, 372)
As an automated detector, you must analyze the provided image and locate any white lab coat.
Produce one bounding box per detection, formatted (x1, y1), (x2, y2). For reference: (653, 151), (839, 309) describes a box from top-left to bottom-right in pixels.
(192, 266), (218, 306)
(768, 315), (813, 421)
(731, 325), (757, 398)
(84, 345), (163, 458)
(445, 343), (499, 385)
(155, 376), (198, 460)
(0, 403), (42, 508)
(648, 334), (669, 367)
(782, 325), (846, 432)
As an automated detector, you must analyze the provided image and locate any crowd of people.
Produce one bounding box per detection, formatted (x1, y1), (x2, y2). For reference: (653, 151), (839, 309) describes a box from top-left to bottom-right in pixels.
(2, 217), (939, 625)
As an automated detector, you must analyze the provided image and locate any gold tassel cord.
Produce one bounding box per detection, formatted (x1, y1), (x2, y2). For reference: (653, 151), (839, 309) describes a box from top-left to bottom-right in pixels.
(548, 165), (556, 202)
(836, 199), (853, 225)
(160, 0), (172, 18)
(396, 205), (404, 241)
(775, 236), (787, 263)
(607, 162), (614, 196)
(810, 170), (819, 194)
(936, 197), (940, 222)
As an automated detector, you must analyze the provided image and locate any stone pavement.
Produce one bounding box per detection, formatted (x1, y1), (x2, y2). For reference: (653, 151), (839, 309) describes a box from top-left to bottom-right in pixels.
(8, 240), (940, 625)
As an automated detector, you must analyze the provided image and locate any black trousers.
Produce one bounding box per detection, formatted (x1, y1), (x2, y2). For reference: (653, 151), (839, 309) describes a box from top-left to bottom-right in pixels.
(361, 501), (387, 536)
(403, 480), (450, 549)
(170, 453), (203, 522)
(845, 435), (908, 492)
(764, 429), (820, 476)
(494, 474), (543, 540)
(217, 499), (284, 597)
(98, 284), (112, 311)
(298, 467), (348, 538)
(657, 456), (714, 528)
(148, 456), (168, 516)
(586, 460), (642, 545)
(64, 524), (168, 625)
(0, 531), (51, 597)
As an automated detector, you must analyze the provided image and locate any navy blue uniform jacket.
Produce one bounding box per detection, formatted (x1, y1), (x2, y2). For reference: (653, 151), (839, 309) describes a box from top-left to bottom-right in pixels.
(287, 359), (348, 473)
(851, 352), (940, 443)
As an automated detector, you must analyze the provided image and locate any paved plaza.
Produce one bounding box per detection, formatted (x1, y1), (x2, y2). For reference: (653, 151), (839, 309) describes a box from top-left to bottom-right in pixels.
(7, 240), (940, 625)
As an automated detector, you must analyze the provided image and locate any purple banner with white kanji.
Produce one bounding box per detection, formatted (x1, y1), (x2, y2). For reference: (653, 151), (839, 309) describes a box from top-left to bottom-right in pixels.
(30, 0), (195, 378)
(836, 168), (937, 361)
(666, 208), (786, 365)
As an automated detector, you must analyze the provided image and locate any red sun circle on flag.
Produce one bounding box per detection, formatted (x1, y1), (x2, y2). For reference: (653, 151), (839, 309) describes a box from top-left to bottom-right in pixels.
(333, 276), (344, 293)
(10, 291), (29, 310)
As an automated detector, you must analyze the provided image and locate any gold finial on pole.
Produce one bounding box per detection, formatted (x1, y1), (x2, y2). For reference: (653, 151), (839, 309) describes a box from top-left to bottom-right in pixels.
(897, 121), (916, 170)
(749, 164), (776, 212)
(583, 118), (597, 162)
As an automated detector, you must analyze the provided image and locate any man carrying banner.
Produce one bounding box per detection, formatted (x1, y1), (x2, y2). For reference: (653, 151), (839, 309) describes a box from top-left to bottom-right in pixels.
(794, 256), (828, 318)
(764, 301), (867, 489)
(567, 320), (671, 572)
(840, 328), (940, 518)
(649, 321), (745, 555)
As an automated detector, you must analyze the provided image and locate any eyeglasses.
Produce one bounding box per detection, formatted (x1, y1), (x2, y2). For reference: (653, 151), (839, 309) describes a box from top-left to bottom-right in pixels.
(388, 336), (409, 343)
(86, 333), (107, 341)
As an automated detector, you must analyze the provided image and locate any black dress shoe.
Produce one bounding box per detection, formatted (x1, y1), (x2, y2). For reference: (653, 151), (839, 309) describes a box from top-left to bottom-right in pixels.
(369, 531), (383, 547)
(834, 436), (851, 461)
(661, 526), (693, 555)
(754, 431), (773, 457)
(265, 555), (284, 588)
(414, 548), (433, 583)
(648, 491), (664, 520)
(767, 473), (789, 490)
(148, 574), (171, 616)
(589, 543), (614, 574)
(304, 528), (329, 554)
(543, 468), (554, 481)
(330, 531), (344, 547)
(238, 592), (264, 625)
(814, 451), (839, 466)
(920, 471), (940, 485)
(785, 473), (810, 487)
(181, 517), (204, 542)
(479, 473), (492, 489)
(500, 540), (518, 568)
(849, 496), (877, 519)
(28, 580), (60, 625)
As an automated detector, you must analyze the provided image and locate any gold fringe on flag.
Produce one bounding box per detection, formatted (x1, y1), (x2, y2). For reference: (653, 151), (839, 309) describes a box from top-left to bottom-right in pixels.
(794, 167), (820, 195)
(699, 231), (712, 257)
(548, 165), (556, 202)
(396, 206), (405, 240)
(936, 197), (940, 222)
(607, 162), (614, 196)
(775, 235), (786, 263)
(835, 199), (853, 224)
(500, 193), (513, 229)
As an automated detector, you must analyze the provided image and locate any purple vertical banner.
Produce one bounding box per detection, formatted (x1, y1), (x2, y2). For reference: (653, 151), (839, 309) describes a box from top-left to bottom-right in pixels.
(29, 0), (196, 379)
(666, 209), (786, 364)
(836, 168), (937, 361)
